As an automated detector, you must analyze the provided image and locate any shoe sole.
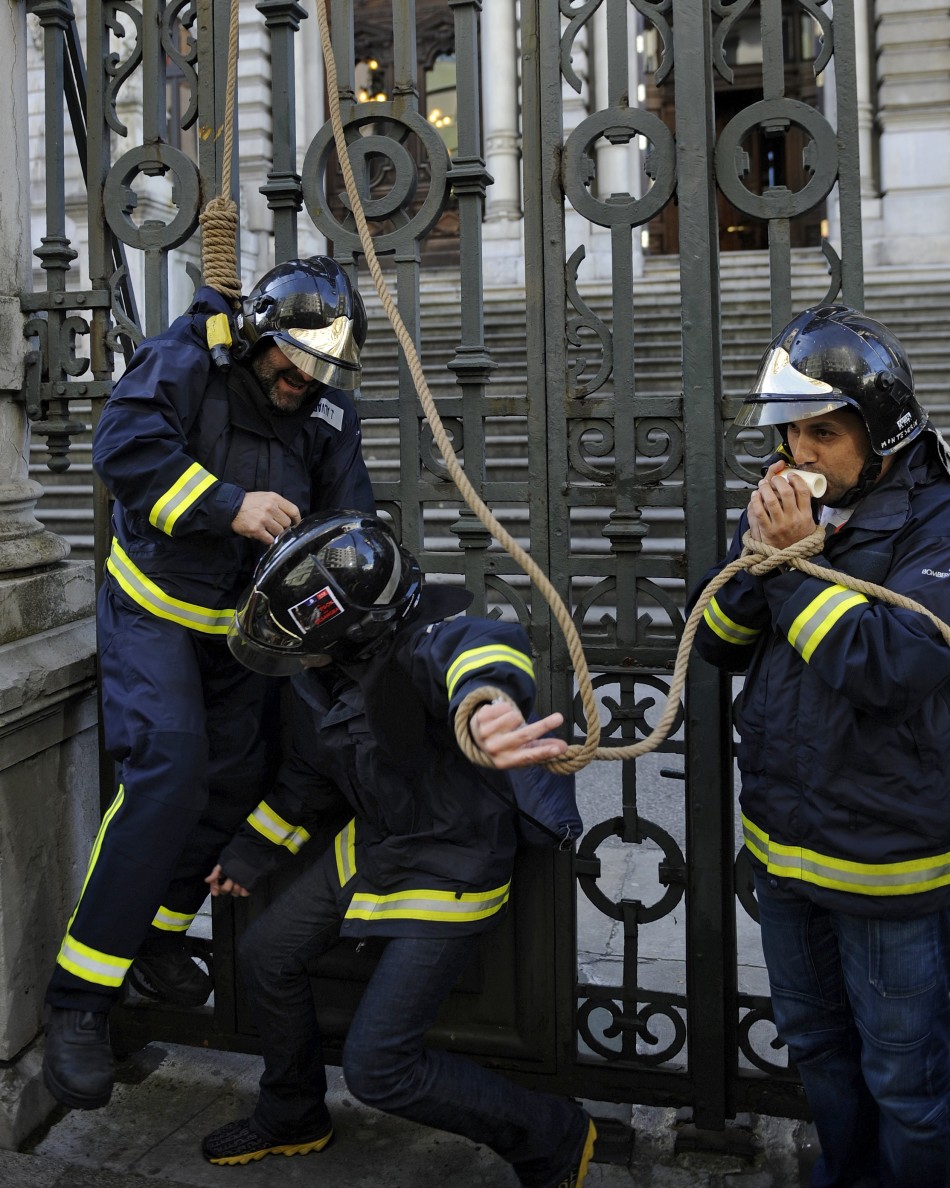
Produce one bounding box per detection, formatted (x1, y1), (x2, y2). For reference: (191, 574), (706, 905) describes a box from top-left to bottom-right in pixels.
(206, 1130), (334, 1166)
(127, 963), (212, 1008)
(571, 1119), (597, 1188)
(43, 1062), (112, 1111)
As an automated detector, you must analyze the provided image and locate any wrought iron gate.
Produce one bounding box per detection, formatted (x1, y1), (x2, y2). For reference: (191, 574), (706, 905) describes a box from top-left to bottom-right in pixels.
(25, 0), (864, 1133)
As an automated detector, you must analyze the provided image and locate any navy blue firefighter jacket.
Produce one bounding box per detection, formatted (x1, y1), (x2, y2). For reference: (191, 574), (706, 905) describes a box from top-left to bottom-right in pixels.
(688, 433), (950, 919)
(217, 588), (583, 938)
(93, 286), (374, 634)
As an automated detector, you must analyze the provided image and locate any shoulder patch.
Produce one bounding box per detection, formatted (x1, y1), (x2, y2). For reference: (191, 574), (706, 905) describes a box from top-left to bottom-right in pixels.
(311, 397), (344, 431)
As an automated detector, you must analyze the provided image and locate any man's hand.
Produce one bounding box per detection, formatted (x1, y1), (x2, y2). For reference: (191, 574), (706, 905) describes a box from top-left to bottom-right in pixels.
(747, 462), (818, 549)
(205, 863), (250, 898)
(231, 491), (301, 544)
(469, 702), (568, 769)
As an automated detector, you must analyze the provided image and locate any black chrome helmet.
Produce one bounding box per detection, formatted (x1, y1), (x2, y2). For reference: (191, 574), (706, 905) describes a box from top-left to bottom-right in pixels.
(241, 257), (367, 391)
(734, 304), (923, 456)
(228, 511), (423, 675)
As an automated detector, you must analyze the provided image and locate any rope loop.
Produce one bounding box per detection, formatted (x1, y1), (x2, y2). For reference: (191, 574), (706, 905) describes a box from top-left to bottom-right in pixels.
(309, 1), (950, 775)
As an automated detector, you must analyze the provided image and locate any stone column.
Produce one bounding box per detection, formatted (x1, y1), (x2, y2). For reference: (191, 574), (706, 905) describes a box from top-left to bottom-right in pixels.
(873, 0), (950, 264)
(480, 0), (524, 287)
(0, 0), (98, 1149)
(295, 3), (328, 259)
(0, 4), (69, 574)
(587, 4), (644, 281)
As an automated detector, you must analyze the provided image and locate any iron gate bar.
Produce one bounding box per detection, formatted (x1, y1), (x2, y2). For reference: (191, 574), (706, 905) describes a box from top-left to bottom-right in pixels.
(21, 0), (865, 1127)
(673, 0), (733, 1132)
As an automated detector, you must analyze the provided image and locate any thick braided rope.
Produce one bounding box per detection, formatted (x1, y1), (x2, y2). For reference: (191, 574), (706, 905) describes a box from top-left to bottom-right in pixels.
(198, 0), (241, 303)
(313, 0), (602, 763)
(457, 525), (950, 769)
(312, 1), (950, 775)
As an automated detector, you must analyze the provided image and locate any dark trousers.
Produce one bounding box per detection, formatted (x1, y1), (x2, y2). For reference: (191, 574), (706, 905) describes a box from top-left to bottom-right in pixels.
(46, 582), (276, 1012)
(241, 846), (585, 1184)
(755, 873), (950, 1188)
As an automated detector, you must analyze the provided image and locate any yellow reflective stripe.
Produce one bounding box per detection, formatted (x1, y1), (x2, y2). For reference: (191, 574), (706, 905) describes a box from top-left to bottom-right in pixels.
(346, 881), (511, 924)
(335, 820), (357, 886)
(445, 645), (535, 700)
(151, 906), (194, 933)
(106, 540), (234, 633)
(742, 813), (950, 896)
(787, 585), (868, 663)
(56, 933), (131, 988)
(149, 462), (217, 535)
(703, 597), (761, 647)
(64, 785), (125, 935)
(248, 801), (311, 854)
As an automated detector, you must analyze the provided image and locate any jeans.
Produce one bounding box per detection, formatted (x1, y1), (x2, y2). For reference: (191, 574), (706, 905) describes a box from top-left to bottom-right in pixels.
(754, 873), (950, 1188)
(239, 845), (585, 1185)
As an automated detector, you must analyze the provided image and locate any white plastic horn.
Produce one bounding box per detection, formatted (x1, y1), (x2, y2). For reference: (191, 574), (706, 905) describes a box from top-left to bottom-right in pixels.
(779, 468), (827, 498)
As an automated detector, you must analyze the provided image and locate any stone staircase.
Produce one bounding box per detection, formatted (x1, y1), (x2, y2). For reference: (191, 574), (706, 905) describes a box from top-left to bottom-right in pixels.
(30, 250), (950, 560)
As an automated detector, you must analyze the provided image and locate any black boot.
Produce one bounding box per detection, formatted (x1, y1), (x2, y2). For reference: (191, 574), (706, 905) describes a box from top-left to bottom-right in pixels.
(127, 928), (212, 1007)
(43, 1007), (113, 1110)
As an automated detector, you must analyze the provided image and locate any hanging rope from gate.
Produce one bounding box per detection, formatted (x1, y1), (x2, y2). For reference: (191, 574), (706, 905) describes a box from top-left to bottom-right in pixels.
(206, 1), (950, 777)
(198, 0), (242, 306)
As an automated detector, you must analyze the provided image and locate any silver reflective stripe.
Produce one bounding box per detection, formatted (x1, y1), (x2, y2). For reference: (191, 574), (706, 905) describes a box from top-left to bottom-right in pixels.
(703, 597), (760, 647)
(445, 645), (534, 700)
(787, 585), (868, 663)
(334, 820), (357, 886)
(742, 815), (950, 896)
(346, 883), (511, 923)
(152, 906), (194, 932)
(249, 801), (311, 853)
(106, 540), (234, 633)
(149, 462), (217, 535)
(57, 934), (131, 988)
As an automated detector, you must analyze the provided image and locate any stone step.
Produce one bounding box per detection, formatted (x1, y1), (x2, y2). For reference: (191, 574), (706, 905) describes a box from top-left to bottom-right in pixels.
(31, 261), (950, 559)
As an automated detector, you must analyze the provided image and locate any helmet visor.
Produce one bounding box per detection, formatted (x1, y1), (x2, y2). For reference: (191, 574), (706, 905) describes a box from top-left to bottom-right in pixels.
(735, 345), (848, 428)
(227, 624), (307, 676)
(227, 586), (306, 676)
(280, 316), (362, 390)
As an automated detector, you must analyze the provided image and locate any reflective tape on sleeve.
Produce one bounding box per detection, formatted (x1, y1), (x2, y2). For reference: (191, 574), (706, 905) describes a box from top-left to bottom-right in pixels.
(445, 645), (535, 700)
(787, 584), (868, 662)
(248, 801), (311, 853)
(703, 596), (761, 647)
(149, 462), (217, 535)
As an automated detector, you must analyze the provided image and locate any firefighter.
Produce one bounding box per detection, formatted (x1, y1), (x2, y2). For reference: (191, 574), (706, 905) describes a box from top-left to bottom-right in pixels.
(43, 259), (375, 1111)
(689, 305), (950, 1187)
(198, 510), (596, 1187)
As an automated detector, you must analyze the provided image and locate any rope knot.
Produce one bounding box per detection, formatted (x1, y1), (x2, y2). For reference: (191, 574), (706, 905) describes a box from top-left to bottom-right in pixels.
(742, 526), (826, 576)
(199, 196), (242, 304)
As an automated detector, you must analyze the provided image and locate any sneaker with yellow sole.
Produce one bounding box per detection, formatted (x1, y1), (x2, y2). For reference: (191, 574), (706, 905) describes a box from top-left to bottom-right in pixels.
(201, 1115), (334, 1165)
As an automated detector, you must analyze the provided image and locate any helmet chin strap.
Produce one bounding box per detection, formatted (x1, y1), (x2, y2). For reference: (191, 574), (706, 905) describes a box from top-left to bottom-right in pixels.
(828, 451), (882, 508)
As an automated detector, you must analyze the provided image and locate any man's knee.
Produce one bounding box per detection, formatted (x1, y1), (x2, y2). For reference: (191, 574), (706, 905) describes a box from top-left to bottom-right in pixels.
(343, 1039), (418, 1111)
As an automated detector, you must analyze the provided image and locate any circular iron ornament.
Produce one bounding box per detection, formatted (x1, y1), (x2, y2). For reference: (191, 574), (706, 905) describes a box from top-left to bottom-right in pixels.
(562, 108), (675, 227)
(576, 815), (685, 924)
(577, 996), (687, 1066)
(302, 106), (451, 253)
(738, 1005), (790, 1076)
(103, 145), (201, 251)
(714, 99), (838, 220)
